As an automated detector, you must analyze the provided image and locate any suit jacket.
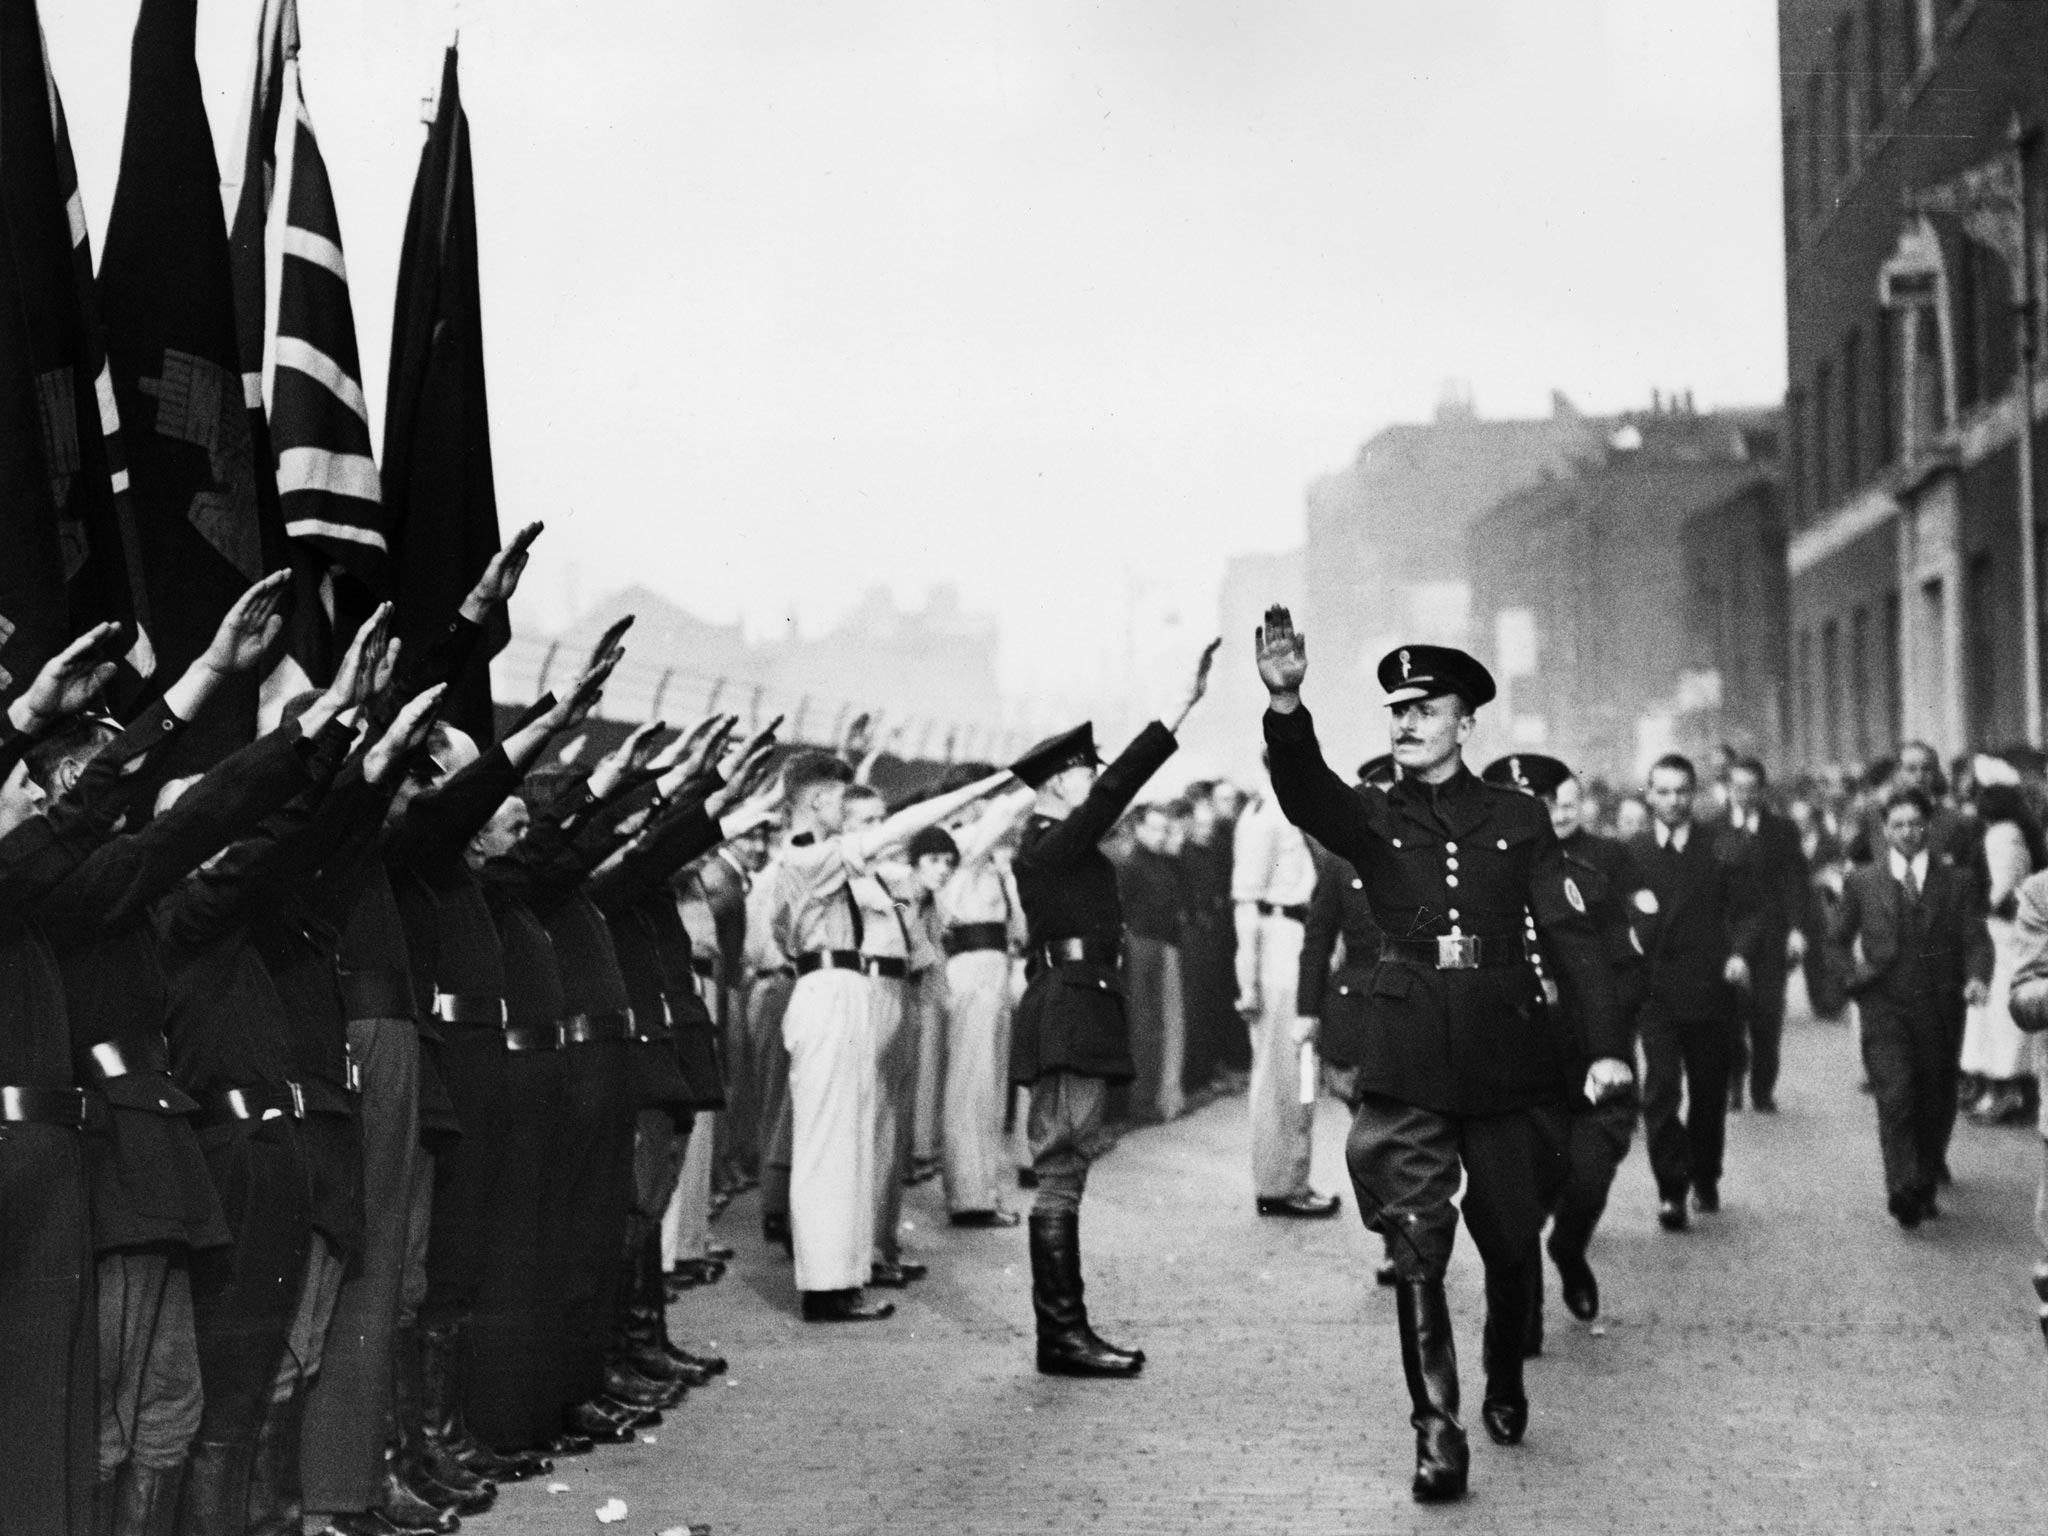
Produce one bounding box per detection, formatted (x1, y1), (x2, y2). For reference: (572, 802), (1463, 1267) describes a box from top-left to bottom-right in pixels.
(1829, 858), (1992, 1024)
(1717, 808), (1809, 972)
(1626, 821), (1761, 1024)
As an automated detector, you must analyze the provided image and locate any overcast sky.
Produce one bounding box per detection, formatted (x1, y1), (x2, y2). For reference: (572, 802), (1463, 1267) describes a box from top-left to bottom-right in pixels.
(45, 0), (1785, 710)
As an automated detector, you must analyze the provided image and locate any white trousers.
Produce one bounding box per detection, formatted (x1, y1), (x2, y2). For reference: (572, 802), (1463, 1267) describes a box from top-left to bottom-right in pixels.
(911, 972), (947, 1163)
(1247, 914), (1312, 1199)
(870, 978), (914, 1263)
(782, 969), (878, 1293)
(941, 951), (1014, 1213)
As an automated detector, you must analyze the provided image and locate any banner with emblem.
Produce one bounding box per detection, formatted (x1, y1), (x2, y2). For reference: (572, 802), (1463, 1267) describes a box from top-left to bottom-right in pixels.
(0, 0), (154, 705)
(383, 45), (506, 744)
(99, 0), (294, 762)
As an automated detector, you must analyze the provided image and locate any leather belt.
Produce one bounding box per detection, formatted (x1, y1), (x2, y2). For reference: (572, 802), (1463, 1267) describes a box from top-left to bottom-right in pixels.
(434, 991), (507, 1027)
(88, 1035), (170, 1082)
(1035, 938), (1121, 971)
(339, 967), (416, 1022)
(198, 1082), (306, 1129)
(793, 950), (908, 980)
(754, 966), (795, 981)
(944, 923), (1009, 957)
(0, 1085), (104, 1128)
(1380, 935), (1524, 971)
(504, 1023), (564, 1052)
(1256, 901), (1310, 922)
(561, 1010), (635, 1045)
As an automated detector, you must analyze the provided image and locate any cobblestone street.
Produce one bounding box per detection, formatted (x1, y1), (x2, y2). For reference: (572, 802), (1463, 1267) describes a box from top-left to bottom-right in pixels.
(490, 999), (2048, 1536)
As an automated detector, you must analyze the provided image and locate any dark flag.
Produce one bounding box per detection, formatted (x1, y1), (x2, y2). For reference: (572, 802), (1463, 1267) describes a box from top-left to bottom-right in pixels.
(384, 44), (504, 745)
(99, 0), (292, 759)
(227, 0), (384, 703)
(0, 0), (154, 706)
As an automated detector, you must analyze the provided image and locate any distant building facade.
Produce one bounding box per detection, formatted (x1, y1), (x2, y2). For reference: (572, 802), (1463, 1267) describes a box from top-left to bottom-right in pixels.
(1780, 0), (2048, 769)
(1466, 404), (1782, 783)
(1302, 390), (1610, 768)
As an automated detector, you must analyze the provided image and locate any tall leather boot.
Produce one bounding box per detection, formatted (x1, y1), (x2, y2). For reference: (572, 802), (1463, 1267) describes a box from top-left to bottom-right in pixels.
(650, 1223), (726, 1377)
(1523, 1255), (1545, 1360)
(112, 1461), (182, 1536)
(1395, 1279), (1468, 1503)
(244, 1385), (307, 1536)
(614, 1216), (698, 1387)
(92, 1474), (118, 1536)
(1028, 1210), (1142, 1377)
(172, 1440), (256, 1536)
(2032, 1260), (2048, 1349)
(411, 1321), (501, 1503)
(423, 1318), (551, 1484)
(1480, 1258), (1532, 1446)
(391, 1324), (493, 1516)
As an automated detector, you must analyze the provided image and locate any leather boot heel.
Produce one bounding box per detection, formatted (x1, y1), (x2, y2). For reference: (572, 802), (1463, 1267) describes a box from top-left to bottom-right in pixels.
(1395, 1280), (1469, 1503)
(1480, 1260), (1531, 1446)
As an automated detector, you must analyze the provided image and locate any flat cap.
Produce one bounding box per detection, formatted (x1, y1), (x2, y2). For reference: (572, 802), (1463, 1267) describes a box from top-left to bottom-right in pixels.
(1481, 752), (1572, 797)
(1378, 645), (1496, 709)
(1011, 723), (1101, 789)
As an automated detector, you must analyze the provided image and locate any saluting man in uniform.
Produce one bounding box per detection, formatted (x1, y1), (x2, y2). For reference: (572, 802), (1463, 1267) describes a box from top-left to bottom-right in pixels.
(1480, 753), (1648, 1338)
(1007, 639), (1218, 1378)
(1253, 612), (1627, 1504)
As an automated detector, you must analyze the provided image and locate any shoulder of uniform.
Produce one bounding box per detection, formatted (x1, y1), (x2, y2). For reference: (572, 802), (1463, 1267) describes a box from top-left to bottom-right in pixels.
(1480, 783), (1550, 826)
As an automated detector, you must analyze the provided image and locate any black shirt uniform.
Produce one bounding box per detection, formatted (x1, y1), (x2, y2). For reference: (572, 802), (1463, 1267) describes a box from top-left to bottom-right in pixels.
(1296, 841), (1385, 1078)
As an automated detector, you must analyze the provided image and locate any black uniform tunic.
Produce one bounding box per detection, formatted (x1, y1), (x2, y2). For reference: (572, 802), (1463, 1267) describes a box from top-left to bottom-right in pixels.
(1297, 842), (1387, 1075)
(0, 703), (192, 1536)
(1009, 722), (1178, 1085)
(44, 711), (321, 1254)
(1262, 705), (1621, 1117)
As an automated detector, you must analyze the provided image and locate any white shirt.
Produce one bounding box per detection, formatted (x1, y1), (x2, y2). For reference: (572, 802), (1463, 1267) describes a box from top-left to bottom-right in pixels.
(1654, 821), (1691, 852)
(1888, 847), (1930, 895)
(1232, 793), (1318, 907)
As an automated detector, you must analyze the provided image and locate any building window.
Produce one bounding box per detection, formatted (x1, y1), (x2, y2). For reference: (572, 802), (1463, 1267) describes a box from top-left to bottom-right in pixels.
(1822, 618), (1842, 762)
(1866, 0), (1887, 131)
(1805, 75), (1826, 219)
(1901, 0), (1926, 74)
(1815, 360), (1834, 508)
(1797, 627), (1815, 764)
(1783, 115), (1801, 247)
(1851, 606), (1872, 761)
(1883, 587), (1904, 748)
(1833, 20), (1858, 177)
(1787, 388), (1807, 524)
(1876, 307), (1898, 468)
(1844, 328), (1863, 487)
(1969, 551), (1999, 743)
(1956, 236), (1981, 407)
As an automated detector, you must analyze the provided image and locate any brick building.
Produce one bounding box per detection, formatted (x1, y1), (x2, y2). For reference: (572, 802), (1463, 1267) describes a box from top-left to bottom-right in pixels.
(1300, 390), (1610, 770)
(1780, 0), (2048, 771)
(1465, 404), (1781, 783)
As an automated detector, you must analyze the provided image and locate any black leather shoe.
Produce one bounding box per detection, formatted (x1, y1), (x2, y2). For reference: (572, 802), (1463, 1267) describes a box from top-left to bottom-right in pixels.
(1256, 1191), (1342, 1219)
(1657, 1197), (1688, 1232)
(2032, 1261), (2048, 1348)
(1546, 1236), (1600, 1322)
(662, 1341), (728, 1376)
(564, 1401), (637, 1444)
(1888, 1191), (1923, 1229)
(762, 1211), (792, 1250)
(1374, 1258), (1398, 1288)
(1751, 1096), (1778, 1113)
(869, 1259), (928, 1288)
(1692, 1184), (1720, 1214)
(705, 1243), (736, 1262)
(377, 1469), (457, 1535)
(307, 1515), (416, 1536)
(459, 1444), (549, 1481)
(1017, 1167), (1039, 1189)
(948, 1208), (1022, 1228)
(603, 1363), (684, 1410)
(542, 1432), (594, 1458)
(801, 1289), (896, 1322)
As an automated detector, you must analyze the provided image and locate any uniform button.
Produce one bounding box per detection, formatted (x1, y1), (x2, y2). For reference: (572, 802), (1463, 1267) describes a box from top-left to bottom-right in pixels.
(1448, 909), (1460, 921)
(1445, 857), (1459, 871)
(1351, 878), (1363, 890)
(1445, 841), (1457, 853)
(1445, 875), (1459, 888)
(1497, 839), (1508, 850)
(1392, 838), (1403, 848)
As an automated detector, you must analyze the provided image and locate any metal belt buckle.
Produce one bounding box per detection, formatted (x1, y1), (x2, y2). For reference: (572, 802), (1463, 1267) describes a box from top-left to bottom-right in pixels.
(1435, 935), (1481, 971)
(91, 1042), (132, 1079)
(344, 1057), (362, 1093)
(288, 1082), (306, 1118)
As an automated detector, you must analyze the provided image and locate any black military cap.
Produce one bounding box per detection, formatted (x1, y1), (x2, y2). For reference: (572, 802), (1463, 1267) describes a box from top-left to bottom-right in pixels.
(1356, 753), (1398, 788)
(1378, 645), (1496, 709)
(1011, 723), (1101, 789)
(1481, 752), (1572, 797)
